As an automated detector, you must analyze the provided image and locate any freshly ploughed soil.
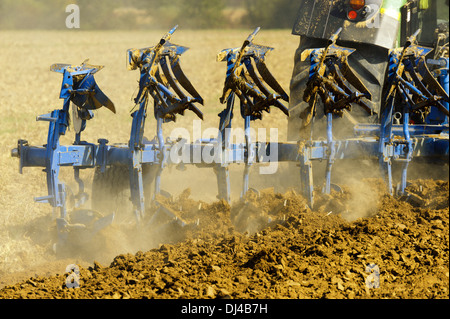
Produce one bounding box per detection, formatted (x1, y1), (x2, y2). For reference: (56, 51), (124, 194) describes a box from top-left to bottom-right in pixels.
(0, 178), (448, 299)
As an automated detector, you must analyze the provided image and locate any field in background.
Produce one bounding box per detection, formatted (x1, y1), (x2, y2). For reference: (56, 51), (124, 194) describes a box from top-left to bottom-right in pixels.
(0, 29), (297, 282)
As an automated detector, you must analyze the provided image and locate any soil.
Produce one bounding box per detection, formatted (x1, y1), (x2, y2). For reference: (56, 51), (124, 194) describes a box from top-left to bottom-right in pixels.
(0, 178), (448, 299)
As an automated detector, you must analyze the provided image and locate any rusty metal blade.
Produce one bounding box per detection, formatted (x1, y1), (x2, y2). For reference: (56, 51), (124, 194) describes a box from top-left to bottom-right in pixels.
(254, 58), (289, 101)
(337, 57), (372, 100)
(160, 56), (203, 120)
(160, 55), (186, 100)
(70, 75), (115, 113)
(328, 61), (352, 94)
(417, 57), (449, 102)
(244, 58), (271, 97)
(155, 66), (168, 87)
(170, 56), (204, 105)
(91, 84), (116, 113)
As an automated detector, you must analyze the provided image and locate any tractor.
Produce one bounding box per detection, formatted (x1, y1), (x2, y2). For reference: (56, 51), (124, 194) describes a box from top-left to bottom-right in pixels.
(10, 0), (448, 251)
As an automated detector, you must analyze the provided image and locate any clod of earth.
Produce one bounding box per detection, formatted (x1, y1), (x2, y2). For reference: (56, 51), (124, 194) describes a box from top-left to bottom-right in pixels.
(0, 179), (448, 299)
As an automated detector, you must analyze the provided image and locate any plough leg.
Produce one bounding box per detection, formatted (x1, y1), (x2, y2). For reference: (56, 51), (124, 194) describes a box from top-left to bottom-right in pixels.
(324, 113), (335, 194)
(241, 115), (252, 198)
(400, 108), (412, 194)
(242, 164), (250, 198)
(215, 165), (231, 203)
(299, 148), (314, 208)
(129, 102), (147, 222)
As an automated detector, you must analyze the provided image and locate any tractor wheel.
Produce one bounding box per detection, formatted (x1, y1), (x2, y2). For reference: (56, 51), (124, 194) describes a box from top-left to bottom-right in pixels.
(91, 164), (157, 224)
(91, 164), (132, 223)
(287, 36), (389, 141)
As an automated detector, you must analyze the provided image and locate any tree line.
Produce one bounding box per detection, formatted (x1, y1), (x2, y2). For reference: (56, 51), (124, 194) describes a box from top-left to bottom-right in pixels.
(0, 0), (300, 30)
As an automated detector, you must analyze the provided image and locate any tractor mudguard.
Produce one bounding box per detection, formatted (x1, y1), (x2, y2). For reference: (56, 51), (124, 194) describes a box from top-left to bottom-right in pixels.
(288, 35), (390, 141)
(288, 0), (401, 141)
(292, 0), (400, 50)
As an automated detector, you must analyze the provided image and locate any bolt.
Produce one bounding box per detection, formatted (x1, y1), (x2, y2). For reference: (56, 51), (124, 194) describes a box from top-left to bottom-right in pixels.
(11, 148), (19, 158)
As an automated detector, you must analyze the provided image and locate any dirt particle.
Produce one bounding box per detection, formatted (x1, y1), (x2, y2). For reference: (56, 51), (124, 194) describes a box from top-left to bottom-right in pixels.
(205, 285), (216, 298)
(234, 275), (249, 285)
